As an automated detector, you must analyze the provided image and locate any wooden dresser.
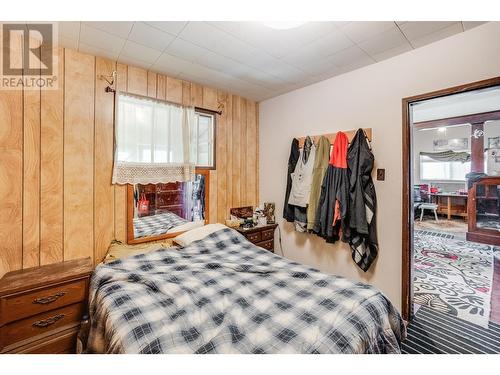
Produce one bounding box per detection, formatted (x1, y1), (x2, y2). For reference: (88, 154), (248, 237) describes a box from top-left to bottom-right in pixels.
(0, 258), (93, 354)
(235, 223), (278, 252)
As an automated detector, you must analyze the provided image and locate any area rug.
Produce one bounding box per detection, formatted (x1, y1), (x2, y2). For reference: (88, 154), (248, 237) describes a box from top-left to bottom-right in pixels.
(414, 218), (467, 234)
(414, 232), (495, 328)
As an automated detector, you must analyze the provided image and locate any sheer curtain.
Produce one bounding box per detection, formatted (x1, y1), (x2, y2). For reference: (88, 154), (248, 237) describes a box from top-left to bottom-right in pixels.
(112, 93), (197, 185)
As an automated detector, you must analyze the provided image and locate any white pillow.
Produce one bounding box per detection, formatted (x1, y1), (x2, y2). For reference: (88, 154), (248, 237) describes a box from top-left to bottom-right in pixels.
(173, 223), (227, 247)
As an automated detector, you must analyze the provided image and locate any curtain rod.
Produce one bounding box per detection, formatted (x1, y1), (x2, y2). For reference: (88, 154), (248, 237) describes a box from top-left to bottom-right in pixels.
(115, 91), (223, 115)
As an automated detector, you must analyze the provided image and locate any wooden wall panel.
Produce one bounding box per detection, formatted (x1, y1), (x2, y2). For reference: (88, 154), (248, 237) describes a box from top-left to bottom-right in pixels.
(0, 33), (23, 277)
(0, 46), (260, 275)
(182, 81), (192, 106)
(240, 99), (247, 206)
(114, 63), (128, 243)
(231, 96), (242, 207)
(40, 47), (64, 266)
(203, 87), (217, 112)
(157, 75), (166, 100)
(166, 77), (182, 104)
(127, 66), (147, 96)
(216, 91), (228, 223)
(246, 100), (257, 207)
(94, 57), (116, 264)
(63, 50), (95, 262)
(147, 71), (157, 98)
(23, 49), (41, 269)
(191, 83), (203, 107)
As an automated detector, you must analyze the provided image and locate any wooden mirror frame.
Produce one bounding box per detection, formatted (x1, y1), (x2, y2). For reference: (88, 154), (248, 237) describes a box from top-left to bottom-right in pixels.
(126, 169), (210, 244)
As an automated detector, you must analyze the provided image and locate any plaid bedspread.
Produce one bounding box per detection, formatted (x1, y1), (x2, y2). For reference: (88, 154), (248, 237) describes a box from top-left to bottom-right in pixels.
(86, 228), (405, 353)
(133, 212), (188, 238)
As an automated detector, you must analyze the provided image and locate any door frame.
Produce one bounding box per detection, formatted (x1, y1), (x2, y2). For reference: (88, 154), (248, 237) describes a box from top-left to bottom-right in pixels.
(401, 76), (500, 321)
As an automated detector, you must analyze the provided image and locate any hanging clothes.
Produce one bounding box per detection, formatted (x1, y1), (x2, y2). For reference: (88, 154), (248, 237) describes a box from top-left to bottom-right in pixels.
(288, 136), (315, 232)
(344, 129), (378, 272)
(288, 136), (316, 208)
(307, 136), (330, 231)
(283, 138), (300, 222)
(313, 132), (349, 243)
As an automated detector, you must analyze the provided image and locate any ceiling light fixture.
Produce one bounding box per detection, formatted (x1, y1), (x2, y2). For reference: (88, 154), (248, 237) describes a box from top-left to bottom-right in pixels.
(263, 22), (305, 30)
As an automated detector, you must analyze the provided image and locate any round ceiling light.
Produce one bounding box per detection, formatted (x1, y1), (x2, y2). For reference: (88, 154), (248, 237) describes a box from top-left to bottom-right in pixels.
(263, 22), (305, 30)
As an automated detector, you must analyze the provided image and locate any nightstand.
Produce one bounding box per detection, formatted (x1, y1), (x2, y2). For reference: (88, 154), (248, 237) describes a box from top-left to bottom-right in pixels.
(0, 258), (93, 354)
(235, 223), (278, 252)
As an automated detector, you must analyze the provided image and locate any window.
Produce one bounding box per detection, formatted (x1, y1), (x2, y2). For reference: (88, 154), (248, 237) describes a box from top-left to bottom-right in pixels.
(420, 155), (471, 181)
(194, 110), (215, 169)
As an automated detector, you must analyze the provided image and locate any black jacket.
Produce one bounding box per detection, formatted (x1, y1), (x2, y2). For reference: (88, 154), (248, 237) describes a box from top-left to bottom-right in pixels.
(345, 129), (378, 272)
(283, 138), (300, 222)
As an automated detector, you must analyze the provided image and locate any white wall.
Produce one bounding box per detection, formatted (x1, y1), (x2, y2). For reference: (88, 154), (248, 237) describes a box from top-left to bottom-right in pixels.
(259, 22), (500, 311)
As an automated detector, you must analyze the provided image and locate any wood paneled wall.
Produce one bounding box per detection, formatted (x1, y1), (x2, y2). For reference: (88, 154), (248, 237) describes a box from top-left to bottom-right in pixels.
(0, 47), (259, 277)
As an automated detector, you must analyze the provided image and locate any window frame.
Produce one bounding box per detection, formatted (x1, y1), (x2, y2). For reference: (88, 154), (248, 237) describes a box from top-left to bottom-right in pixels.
(194, 108), (217, 170)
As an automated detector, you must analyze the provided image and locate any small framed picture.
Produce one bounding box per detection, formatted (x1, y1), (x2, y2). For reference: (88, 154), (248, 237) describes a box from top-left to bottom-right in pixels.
(488, 136), (500, 149)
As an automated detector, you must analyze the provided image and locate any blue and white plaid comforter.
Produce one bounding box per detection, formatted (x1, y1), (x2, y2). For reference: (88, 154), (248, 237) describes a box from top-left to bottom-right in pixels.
(86, 228), (405, 353)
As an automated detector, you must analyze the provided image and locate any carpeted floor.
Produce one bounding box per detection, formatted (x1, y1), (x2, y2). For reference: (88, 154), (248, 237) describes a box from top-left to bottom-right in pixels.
(414, 217), (467, 234)
(414, 232), (495, 328)
(401, 306), (500, 354)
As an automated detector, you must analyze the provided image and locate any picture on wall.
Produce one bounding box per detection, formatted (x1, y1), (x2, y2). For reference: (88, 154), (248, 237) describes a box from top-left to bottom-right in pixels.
(488, 136), (500, 149)
(433, 138), (468, 151)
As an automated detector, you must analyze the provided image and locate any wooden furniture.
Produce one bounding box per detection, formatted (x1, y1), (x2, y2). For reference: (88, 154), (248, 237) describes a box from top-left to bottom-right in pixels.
(297, 128), (372, 148)
(127, 169), (210, 245)
(467, 176), (500, 245)
(429, 193), (468, 220)
(234, 223), (278, 252)
(0, 258), (93, 354)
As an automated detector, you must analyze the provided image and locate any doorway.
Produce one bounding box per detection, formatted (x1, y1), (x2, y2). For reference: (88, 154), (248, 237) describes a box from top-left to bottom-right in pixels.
(402, 76), (500, 327)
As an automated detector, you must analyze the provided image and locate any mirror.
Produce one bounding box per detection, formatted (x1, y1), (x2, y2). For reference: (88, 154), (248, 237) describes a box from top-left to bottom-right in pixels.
(127, 170), (209, 243)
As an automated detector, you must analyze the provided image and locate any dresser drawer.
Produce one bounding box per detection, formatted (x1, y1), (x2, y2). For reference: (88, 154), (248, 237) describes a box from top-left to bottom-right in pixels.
(0, 279), (87, 325)
(245, 231), (262, 243)
(261, 229), (275, 241)
(0, 303), (84, 349)
(256, 239), (274, 252)
(7, 326), (79, 354)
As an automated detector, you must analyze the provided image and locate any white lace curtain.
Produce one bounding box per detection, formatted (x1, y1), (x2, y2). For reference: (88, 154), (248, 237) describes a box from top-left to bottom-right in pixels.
(112, 93), (197, 185)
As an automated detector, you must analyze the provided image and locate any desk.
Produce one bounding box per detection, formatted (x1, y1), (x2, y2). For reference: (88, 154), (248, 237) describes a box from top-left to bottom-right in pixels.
(429, 193), (468, 220)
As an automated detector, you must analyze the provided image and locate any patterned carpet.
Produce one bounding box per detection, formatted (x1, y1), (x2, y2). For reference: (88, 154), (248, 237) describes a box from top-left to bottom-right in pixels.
(402, 306), (500, 354)
(414, 232), (496, 328)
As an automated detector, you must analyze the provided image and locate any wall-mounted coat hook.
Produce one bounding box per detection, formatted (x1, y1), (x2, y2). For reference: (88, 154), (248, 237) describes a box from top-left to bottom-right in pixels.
(98, 70), (117, 93)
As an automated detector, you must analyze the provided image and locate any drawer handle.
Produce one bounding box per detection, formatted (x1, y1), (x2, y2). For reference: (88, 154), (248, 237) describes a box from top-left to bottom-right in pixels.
(32, 314), (65, 328)
(32, 291), (67, 305)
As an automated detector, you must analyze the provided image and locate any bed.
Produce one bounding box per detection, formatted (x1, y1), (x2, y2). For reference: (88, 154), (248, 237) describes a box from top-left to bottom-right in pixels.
(86, 227), (405, 354)
(133, 211), (204, 238)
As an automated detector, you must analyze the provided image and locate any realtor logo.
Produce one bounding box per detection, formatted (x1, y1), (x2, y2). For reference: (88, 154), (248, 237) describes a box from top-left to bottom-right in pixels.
(1, 23), (58, 89)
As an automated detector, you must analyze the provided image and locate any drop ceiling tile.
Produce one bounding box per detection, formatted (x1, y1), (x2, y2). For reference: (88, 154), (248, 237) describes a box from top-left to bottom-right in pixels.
(166, 38), (208, 61)
(462, 21), (487, 30)
(151, 52), (191, 77)
(120, 40), (162, 64)
(281, 30), (353, 67)
(358, 27), (409, 56)
(58, 21), (80, 41)
(340, 21), (396, 43)
(145, 22), (188, 36)
(197, 50), (238, 73)
(297, 58), (337, 76)
(398, 21), (457, 41)
(328, 45), (374, 68)
(210, 21), (340, 58)
(128, 22), (175, 51)
(79, 42), (120, 61)
(263, 60), (312, 84)
(59, 36), (79, 50)
(410, 23), (463, 48)
(116, 54), (152, 70)
(370, 42), (413, 62)
(79, 24), (126, 54)
(82, 21), (133, 38)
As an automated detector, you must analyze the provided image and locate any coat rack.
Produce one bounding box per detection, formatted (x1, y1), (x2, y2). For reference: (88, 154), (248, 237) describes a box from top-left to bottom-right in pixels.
(297, 128), (372, 148)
